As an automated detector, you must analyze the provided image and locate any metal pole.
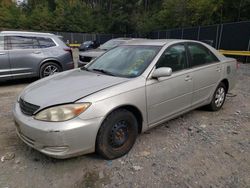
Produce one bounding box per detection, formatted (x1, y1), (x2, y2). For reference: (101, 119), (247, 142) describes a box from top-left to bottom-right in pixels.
(218, 24), (224, 50)
(158, 31), (160, 39)
(181, 28), (184, 39)
(71, 33), (73, 44)
(246, 39), (250, 63)
(215, 24), (220, 49)
(197, 26), (201, 40)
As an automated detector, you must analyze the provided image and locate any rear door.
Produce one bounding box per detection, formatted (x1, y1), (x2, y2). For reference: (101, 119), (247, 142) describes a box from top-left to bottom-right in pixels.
(7, 36), (44, 78)
(0, 35), (11, 80)
(187, 42), (222, 106)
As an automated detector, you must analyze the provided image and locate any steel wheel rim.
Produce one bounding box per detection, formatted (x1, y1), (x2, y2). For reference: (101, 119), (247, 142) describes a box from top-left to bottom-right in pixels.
(109, 120), (129, 148)
(215, 87), (225, 107)
(43, 65), (59, 77)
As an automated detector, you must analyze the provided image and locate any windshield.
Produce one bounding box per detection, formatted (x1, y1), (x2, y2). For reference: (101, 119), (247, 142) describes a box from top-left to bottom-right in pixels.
(83, 41), (92, 46)
(86, 45), (161, 78)
(99, 40), (126, 50)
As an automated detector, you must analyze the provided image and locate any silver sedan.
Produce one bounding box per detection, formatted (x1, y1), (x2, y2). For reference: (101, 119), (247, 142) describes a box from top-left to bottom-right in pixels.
(13, 39), (237, 159)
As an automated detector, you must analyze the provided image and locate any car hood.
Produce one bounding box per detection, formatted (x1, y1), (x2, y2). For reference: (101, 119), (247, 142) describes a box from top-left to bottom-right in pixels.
(20, 69), (129, 108)
(79, 48), (105, 58)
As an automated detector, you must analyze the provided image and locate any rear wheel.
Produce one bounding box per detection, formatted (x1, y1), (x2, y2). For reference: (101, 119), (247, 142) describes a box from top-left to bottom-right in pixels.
(40, 62), (61, 78)
(207, 82), (226, 111)
(96, 109), (138, 159)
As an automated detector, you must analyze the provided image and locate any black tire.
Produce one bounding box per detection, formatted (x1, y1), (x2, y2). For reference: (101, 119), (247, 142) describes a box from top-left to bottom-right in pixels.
(96, 109), (138, 159)
(40, 62), (61, 78)
(207, 82), (226, 111)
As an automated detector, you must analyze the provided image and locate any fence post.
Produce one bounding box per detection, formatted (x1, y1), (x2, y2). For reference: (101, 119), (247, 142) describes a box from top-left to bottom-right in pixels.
(71, 33), (73, 43)
(215, 24), (220, 49)
(218, 24), (224, 50)
(97, 34), (99, 44)
(181, 28), (184, 39)
(197, 26), (200, 40)
(246, 39), (250, 63)
(157, 31), (160, 39)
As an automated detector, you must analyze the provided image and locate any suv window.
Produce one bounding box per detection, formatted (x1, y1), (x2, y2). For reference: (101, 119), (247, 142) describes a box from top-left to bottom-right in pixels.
(38, 37), (56, 48)
(187, 43), (218, 67)
(9, 36), (39, 50)
(0, 36), (4, 50)
(156, 44), (187, 72)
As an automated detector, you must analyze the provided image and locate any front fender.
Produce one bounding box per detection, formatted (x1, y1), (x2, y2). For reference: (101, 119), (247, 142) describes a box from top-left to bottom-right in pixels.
(77, 86), (148, 132)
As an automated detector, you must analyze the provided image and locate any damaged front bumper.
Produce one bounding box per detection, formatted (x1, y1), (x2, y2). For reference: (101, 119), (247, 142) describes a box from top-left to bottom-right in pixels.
(13, 102), (103, 159)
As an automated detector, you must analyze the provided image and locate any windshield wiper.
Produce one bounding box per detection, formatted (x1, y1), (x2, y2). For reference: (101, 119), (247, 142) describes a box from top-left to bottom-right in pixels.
(99, 47), (108, 51)
(92, 68), (115, 76)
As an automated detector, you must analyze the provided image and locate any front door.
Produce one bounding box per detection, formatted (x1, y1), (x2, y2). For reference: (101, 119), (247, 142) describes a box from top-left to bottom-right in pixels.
(0, 35), (11, 80)
(146, 43), (193, 126)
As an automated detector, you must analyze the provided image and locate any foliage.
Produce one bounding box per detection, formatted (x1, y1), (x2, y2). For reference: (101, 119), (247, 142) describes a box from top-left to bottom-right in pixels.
(0, 0), (249, 33)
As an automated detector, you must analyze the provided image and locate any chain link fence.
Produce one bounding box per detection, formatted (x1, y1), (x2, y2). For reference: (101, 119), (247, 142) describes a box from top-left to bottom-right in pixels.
(53, 32), (145, 45)
(54, 21), (249, 50)
(149, 21), (250, 62)
(51, 21), (249, 62)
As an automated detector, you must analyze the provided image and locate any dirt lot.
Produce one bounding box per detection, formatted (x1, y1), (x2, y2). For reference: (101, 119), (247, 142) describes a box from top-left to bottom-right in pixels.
(0, 62), (249, 188)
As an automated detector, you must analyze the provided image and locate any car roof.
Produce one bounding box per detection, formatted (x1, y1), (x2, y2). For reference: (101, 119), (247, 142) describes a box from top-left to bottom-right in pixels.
(0, 31), (55, 37)
(123, 39), (196, 46)
(111, 38), (134, 40)
(109, 38), (143, 42)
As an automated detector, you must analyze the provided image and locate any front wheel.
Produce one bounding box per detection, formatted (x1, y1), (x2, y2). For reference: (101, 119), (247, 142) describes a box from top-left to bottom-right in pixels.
(207, 82), (226, 111)
(96, 109), (138, 159)
(40, 62), (61, 78)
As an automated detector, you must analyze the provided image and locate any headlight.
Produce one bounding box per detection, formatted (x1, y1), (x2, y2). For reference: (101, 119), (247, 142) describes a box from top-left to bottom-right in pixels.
(35, 103), (91, 122)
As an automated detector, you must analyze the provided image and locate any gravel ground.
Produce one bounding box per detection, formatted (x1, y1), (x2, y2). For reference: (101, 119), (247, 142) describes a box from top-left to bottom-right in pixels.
(0, 60), (249, 188)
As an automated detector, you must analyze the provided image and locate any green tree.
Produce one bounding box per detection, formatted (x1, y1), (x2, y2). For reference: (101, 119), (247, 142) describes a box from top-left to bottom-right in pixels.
(0, 0), (249, 33)
(0, 1), (22, 29)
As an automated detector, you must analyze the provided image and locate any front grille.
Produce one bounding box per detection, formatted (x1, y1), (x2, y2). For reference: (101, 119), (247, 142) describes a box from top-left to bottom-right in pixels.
(79, 56), (92, 62)
(19, 98), (40, 116)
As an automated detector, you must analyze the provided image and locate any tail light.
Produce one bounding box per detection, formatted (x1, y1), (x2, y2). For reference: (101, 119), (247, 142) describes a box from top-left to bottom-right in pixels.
(64, 47), (73, 59)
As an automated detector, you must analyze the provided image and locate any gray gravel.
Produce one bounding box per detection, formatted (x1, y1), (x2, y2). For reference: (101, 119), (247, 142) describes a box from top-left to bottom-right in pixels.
(0, 62), (249, 188)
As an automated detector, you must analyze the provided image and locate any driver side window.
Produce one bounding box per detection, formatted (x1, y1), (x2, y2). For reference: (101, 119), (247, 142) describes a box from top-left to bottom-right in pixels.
(156, 44), (187, 72)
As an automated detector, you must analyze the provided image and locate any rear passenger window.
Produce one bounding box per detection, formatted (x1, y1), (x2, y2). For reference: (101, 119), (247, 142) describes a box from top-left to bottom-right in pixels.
(0, 36), (4, 50)
(9, 36), (39, 50)
(38, 37), (56, 48)
(188, 43), (218, 67)
(156, 44), (187, 72)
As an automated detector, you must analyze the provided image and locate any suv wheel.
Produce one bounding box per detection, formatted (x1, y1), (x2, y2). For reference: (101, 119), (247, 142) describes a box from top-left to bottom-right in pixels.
(96, 109), (138, 159)
(40, 62), (61, 78)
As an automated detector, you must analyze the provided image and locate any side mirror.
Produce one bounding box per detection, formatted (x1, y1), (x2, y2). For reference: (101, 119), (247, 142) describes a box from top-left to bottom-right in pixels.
(152, 67), (172, 78)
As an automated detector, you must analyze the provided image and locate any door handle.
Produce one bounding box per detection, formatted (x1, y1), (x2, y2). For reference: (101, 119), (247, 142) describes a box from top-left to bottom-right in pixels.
(0, 52), (6, 55)
(184, 75), (192, 81)
(33, 51), (42, 54)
